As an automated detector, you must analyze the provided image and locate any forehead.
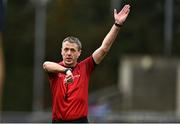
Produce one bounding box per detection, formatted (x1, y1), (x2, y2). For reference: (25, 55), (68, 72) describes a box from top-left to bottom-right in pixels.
(62, 41), (78, 49)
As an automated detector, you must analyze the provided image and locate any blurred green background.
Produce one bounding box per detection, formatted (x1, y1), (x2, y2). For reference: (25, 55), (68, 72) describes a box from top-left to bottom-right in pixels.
(1, 0), (180, 122)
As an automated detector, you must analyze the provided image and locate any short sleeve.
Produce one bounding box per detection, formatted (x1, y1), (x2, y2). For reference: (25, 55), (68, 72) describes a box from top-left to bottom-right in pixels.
(80, 56), (96, 74)
(47, 72), (59, 88)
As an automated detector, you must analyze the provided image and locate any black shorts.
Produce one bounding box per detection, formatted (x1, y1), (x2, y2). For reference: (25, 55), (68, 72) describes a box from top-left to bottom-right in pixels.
(52, 116), (88, 123)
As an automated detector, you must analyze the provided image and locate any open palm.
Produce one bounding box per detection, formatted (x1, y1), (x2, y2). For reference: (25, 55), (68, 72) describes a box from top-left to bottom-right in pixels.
(114, 4), (130, 25)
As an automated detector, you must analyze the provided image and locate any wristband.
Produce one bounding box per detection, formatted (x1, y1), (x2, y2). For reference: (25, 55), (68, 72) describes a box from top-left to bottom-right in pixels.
(64, 68), (72, 74)
(114, 22), (122, 28)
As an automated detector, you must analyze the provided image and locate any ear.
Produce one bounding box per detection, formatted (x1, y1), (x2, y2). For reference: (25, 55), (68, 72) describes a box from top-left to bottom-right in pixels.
(61, 48), (63, 56)
(77, 50), (81, 58)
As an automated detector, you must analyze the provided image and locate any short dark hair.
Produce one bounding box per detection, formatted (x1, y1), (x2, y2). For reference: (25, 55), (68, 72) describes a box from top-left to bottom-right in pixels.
(62, 36), (82, 50)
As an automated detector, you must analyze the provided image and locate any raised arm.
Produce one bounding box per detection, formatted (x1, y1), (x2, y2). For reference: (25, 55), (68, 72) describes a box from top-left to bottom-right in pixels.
(92, 4), (130, 64)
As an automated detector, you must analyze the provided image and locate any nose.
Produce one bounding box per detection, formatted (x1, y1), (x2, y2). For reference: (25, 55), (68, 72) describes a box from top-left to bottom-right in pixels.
(67, 50), (71, 55)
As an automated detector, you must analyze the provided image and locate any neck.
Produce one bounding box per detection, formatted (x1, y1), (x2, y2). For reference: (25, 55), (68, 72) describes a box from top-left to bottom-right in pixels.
(63, 61), (77, 68)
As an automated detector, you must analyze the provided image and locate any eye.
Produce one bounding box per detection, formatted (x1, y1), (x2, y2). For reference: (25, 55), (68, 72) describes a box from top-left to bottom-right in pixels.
(70, 48), (76, 52)
(64, 48), (69, 52)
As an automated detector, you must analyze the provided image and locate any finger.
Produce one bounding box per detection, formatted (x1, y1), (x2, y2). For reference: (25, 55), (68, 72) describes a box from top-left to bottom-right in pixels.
(125, 5), (130, 14)
(66, 75), (73, 80)
(66, 77), (73, 83)
(122, 5), (130, 14)
(114, 9), (117, 15)
(65, 75), (73, 81)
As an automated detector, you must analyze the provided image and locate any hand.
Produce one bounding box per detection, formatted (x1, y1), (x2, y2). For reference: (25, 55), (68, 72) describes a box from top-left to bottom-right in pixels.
(114, 4), (130, 25)
(64, 70), (74, 83)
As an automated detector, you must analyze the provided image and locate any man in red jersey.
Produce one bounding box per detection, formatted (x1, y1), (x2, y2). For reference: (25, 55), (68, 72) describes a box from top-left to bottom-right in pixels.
(43, 4), (130, 123)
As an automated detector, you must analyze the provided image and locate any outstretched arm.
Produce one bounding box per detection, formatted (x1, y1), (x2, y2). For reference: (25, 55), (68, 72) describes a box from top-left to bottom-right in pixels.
(92, 4), (130, 64)
(43, 61), (67, 73)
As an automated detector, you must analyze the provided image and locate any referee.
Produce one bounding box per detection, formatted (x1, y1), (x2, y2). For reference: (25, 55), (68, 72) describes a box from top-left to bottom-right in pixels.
(43, 4), (131, 123)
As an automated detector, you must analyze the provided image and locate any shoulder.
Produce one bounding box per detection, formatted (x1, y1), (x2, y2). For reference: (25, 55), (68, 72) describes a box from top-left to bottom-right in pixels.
(79, 56), (95, 65)
(78, 55), (96, 72)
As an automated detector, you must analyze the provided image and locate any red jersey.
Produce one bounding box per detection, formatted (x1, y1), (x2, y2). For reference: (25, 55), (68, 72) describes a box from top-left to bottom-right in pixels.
(48, 56), (95, 121)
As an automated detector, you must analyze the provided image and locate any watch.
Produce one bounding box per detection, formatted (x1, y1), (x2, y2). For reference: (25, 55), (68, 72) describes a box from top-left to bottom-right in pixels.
(64, 68), (72, 74)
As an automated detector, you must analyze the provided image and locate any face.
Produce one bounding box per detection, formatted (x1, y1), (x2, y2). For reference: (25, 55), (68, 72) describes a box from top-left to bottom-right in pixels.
(61, 41), (81, 67)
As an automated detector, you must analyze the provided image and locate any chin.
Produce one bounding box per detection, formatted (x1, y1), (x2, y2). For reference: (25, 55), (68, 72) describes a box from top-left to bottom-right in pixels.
(65, 62), (73, 67)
